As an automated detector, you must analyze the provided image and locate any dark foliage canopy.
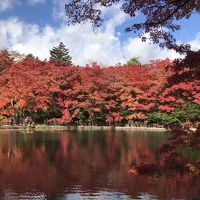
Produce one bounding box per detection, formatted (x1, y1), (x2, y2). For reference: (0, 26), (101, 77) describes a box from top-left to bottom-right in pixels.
(0, 50), (13, 73)
(173, 50), (200, 74)
(65, 0), (200, 54)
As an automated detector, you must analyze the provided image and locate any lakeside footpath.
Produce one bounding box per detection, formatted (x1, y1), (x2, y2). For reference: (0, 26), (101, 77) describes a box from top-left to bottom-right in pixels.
(0, 125), (167, 132)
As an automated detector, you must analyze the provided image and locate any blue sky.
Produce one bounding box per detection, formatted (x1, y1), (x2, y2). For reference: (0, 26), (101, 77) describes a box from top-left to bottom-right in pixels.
(0, 0), (200, 66)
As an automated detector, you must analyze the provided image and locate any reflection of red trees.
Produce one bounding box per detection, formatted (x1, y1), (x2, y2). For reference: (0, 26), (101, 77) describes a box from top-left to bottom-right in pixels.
(129, 127), (200, 187)
(0, 131), (200, 199)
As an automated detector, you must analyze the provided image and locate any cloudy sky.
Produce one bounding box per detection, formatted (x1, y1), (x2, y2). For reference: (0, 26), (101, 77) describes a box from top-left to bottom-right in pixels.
(0, 0), (200, 66)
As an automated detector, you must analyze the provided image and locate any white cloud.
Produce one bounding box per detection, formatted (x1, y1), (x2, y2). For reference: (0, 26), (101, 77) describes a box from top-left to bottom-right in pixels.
(0, 18), (24, 47)
(0, 0), (17, 12)
(122, 37), (181, 64)
(0, 0), (46, 12)
(0, 5), (129, 65)
(190, 32), (200, 51)
(2, 4), (200, 66)
(52, 0), (66, 21)
(28, 0), (46, 5)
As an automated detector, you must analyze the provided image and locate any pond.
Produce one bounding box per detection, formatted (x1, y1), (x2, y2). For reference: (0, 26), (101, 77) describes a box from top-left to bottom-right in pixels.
(0, 130), (200, 199)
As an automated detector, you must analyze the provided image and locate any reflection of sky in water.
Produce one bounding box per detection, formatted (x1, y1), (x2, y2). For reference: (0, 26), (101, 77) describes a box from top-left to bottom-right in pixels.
(63, 191), (158, 200)
(2, 192), (158, 200)
(2, 188), (159, 200)
(2, 190), (47, 199)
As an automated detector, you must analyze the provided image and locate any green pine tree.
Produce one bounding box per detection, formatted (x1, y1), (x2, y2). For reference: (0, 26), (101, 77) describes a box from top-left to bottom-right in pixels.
(25, 53), (39, 60)
(127, 57), (141, 65)
(49, 42), (72, 63)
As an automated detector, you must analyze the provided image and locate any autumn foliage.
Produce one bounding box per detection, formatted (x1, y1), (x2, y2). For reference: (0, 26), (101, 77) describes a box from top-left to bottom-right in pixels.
(0, 56), (199, 126)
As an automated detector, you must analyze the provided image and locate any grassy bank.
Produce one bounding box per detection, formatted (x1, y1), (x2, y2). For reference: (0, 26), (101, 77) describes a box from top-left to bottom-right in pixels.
(0, 125), (167, 132)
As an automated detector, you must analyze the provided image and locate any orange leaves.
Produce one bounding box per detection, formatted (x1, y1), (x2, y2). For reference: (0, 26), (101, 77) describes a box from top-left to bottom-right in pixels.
(136, 103), (155, 111)
(64, 99), (73, 107)
(0, 59), (75, 114)
(16, 99), (26, 108)
(0, 97), (10, 108)
(0, 109), (14, 116)
(62, 109), (72, 123)
(127, 112), (145, 120)
(0, 57), (198, 123)
(158, 105), (175, 112)
(105, 100), (116, 109)
(90, 107), (101, 112)
(119, 92), (132, 101)
(0, 59), (170, 120)
(194, 93), (200, 105)
(72, 109), (80, 118)
(160, 96), (176, 103)
(77, 101), (90, 108)
(106, 112), (122, 123)
(158, 73), (200, 111)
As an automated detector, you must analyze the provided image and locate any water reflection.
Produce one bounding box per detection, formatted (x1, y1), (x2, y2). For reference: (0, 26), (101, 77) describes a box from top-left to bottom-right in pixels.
(0, 130), (199, 199)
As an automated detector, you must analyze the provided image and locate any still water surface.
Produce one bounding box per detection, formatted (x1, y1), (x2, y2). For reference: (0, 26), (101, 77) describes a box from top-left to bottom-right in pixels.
(0, 130), (200, 199)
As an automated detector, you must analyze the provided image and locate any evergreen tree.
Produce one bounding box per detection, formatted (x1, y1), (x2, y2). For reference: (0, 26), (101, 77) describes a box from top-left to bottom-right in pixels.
(25, 53), (39, 60)
(49, 42), (72, 62)
(127, 57), (141, 65)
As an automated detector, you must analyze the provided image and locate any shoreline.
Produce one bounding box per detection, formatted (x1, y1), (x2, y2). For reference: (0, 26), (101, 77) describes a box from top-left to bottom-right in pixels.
(0, 125), (167, 132)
